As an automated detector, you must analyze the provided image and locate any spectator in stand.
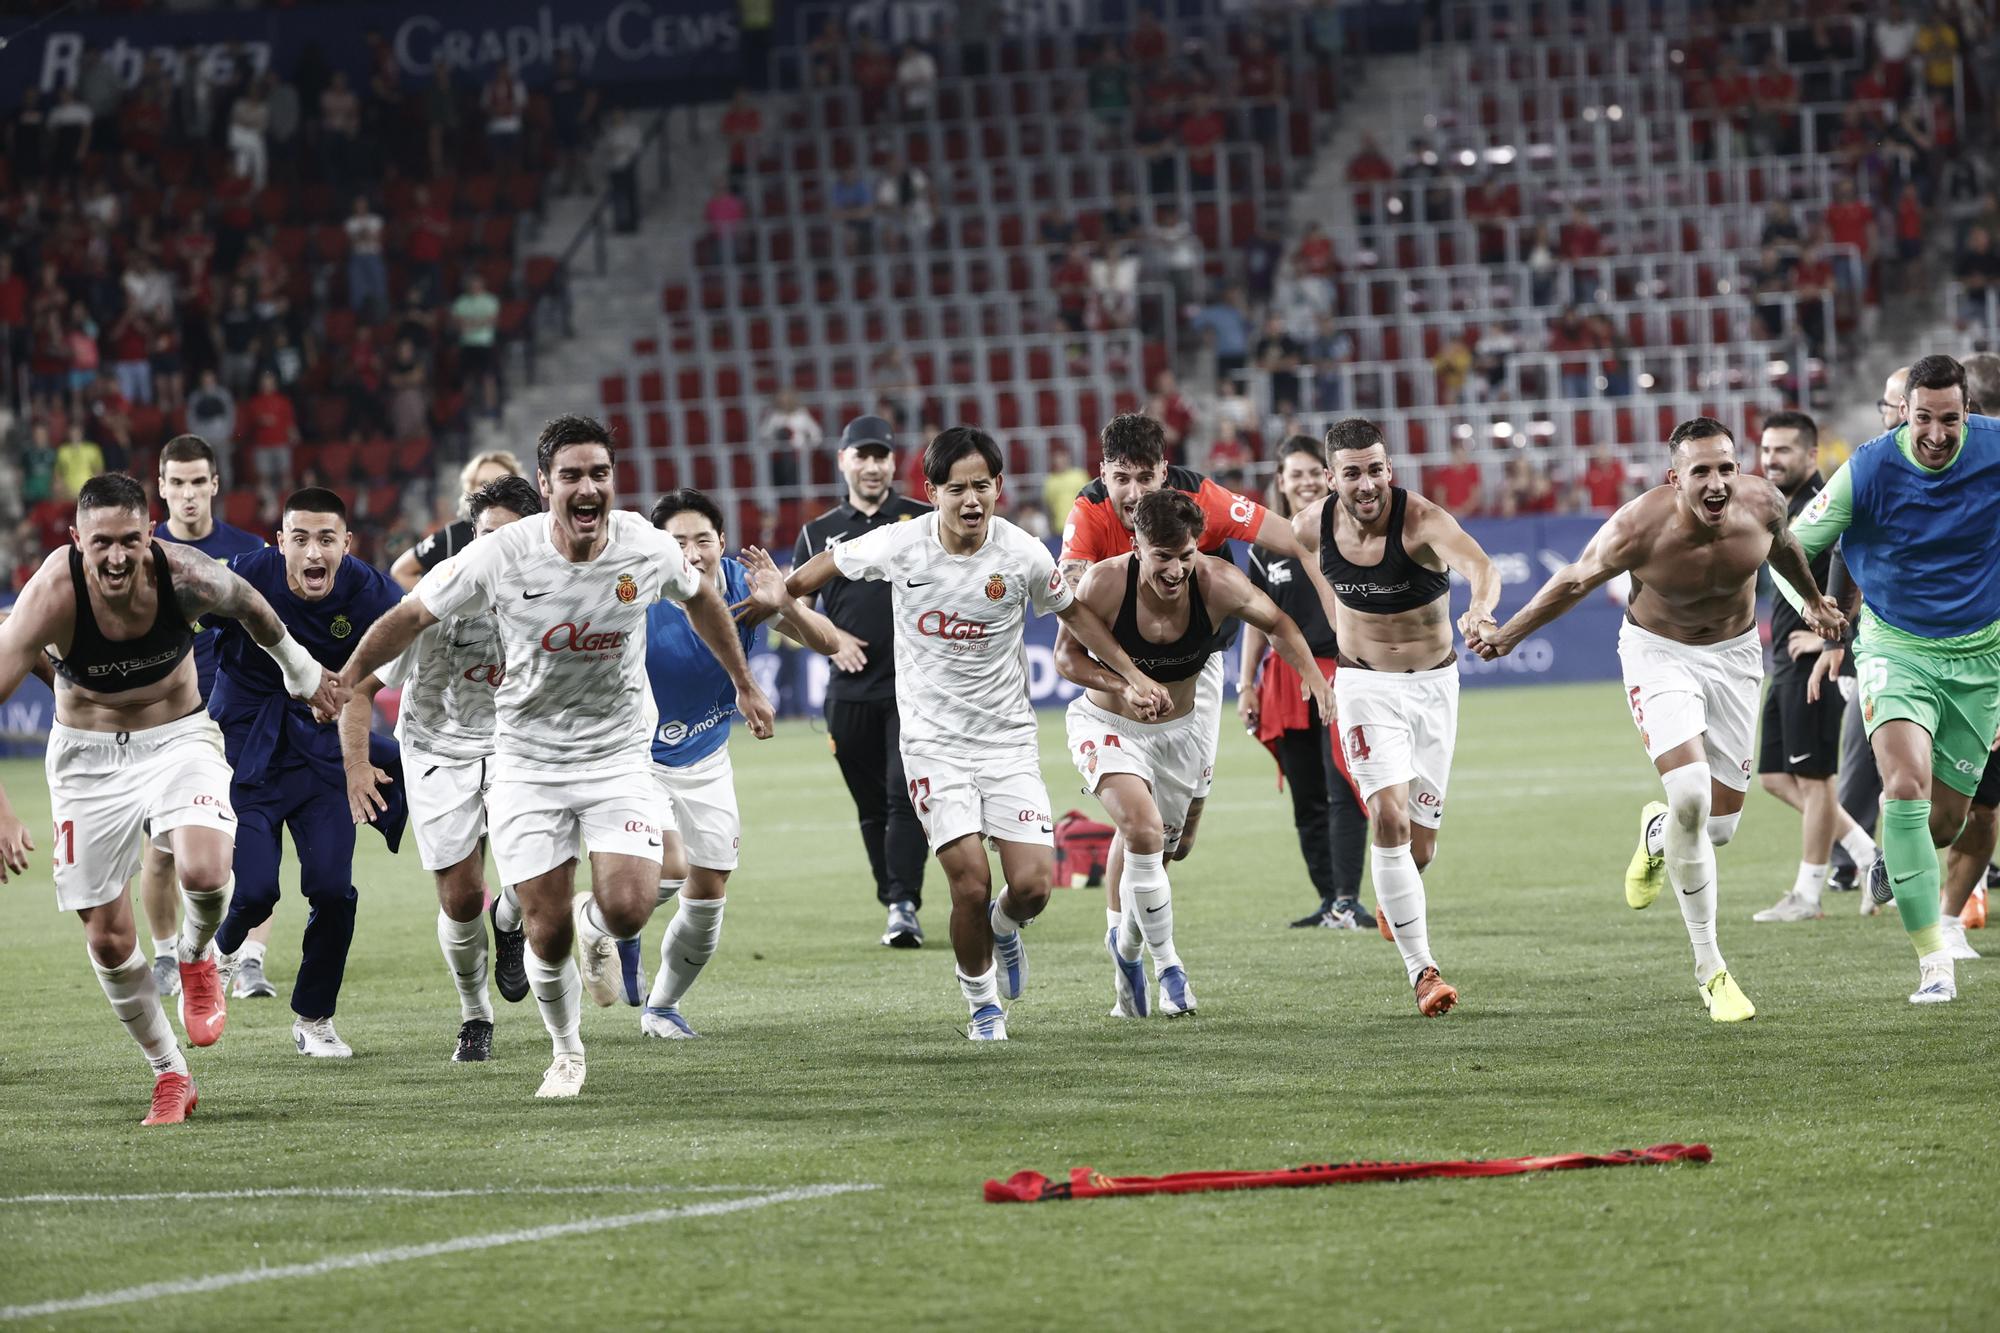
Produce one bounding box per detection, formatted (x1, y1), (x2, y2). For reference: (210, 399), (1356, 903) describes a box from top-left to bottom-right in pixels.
(1466, 171), (1522, 266)
(422, 62), (462, 181)
(851, 37), (895, 122)
(1709, 56), (1753, 154)
(1149, 369), (1197, 458)
(831, 168), (876, 254)
(1235, 30), (1286, 144)
(1547, 306), (1594, 399)
(1308, 312), (1355, 411)
(1292, 220), (1338, 311)
(1793, 228), (1835, 352)
(1915, 9), (1960, 96)
(1750, 49), (1800, 155)
(1346, 133), (1394, 229)
(895, 41), (938, 117)
(385, 335), (430, 441)
(1145, 204), (1202, 313)
(1243, 221), (1285, 305)
(1497, 455), (1558, 516)
(1191, 285), (1253, 383)
(1103, 191), (1144, 242)
(54, 418), (107, 497)
(874, 154), (933, 250)
(720, 88), (762, 188)
(1585, 313), (1630, 396)
(317, 70), (361, 187)
(1955, 226), (2000, 324)
(20, 423), (57, 508)
(1255, 313), (1305, 407)
(259, 325), (306, 395)
(1761, 199), (1804, 259)
(1205, 416), (1251, 484)
(213, 280), (259, 394)
(241, 369), (297, 487)
(1053, 243), (1092, 332)
(1087, 42), (1133, 138)
(450, 271), (502, 420)
(85, 372), (133, 465)
(1042, 441), (1090, 531)
(758, 389), (822, 488)
(1522, 223), (1561, 306)
(1425, 442), (1484, 514)
(1874, 2), (1919, 91)
(705, 174), (748, 249)
(1851, 58), (1899, 109)
(868, 344), (925, 428)
(1892, 181), (1926, 271)
(108, 303), (154, 407)
(481, 63), (528, 172)
(0, 253), (28, 380)
(1824, 177), (1876, 298)
(186, 369), (236, 476)
(1749, 244), (1793, 340)
(47, 86), (94, 180)
(1433, 329), (1474, 404)
(548, 49), (600, 194)
(1558, 206), (1604, 263)
(345, 194), (389, 320)
(121, 249), (173, 324)
(401, 182), (450, 306)
(1180, 93), (1226, 189)
(805, 18), (845, 88)
(64, 302), (101, 414)
(1576, 445), (1631, 513)
(1090, 241), (1139, 327)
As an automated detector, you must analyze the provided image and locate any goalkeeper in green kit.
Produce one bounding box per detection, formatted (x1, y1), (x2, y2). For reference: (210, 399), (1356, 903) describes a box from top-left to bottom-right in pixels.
(1782, 354), (2000, 1004)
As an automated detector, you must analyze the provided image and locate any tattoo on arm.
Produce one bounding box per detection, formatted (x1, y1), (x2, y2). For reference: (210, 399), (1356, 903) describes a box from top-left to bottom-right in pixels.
(163, 544), (285, 645)
(1059, 558), (1090, 593)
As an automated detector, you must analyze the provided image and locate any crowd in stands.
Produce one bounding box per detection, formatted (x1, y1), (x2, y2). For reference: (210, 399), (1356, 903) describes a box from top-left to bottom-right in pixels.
(0, 39), (590, 585)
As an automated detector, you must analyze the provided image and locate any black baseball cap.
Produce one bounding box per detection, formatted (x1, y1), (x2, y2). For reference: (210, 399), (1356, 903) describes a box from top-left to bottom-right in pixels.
(840, 415), (896, 454)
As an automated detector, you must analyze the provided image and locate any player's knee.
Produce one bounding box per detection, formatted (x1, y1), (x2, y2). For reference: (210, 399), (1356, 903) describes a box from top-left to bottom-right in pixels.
(597, 894), (651, 938)
(175, 853), (233, 896)
(1119, 815), (1166, 855)
(1662, 762), (1711, 831)
(1880, 769), (1928, 803)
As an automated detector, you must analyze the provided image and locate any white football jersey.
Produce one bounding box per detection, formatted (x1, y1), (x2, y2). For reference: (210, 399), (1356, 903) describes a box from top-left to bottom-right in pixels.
(417, 510), (702, 780)
(377, 611), (502, 764)
(832, 512), (1071, 759)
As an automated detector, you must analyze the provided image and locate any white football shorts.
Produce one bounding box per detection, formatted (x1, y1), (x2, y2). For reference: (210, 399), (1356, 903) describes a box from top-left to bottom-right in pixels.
(485, 771), (678, 886)
(1065, 694), (1210, 853)
(1332, 662), (1460, 828)
(900, 743), (1055, 852)
(1616, 619), (1762, 791)
(404, 748), (490, 872)
(650, 746), (740, 872)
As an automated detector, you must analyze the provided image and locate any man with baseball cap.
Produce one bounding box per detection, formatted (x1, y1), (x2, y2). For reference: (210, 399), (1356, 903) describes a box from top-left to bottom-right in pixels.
(793, 416), (934, 946)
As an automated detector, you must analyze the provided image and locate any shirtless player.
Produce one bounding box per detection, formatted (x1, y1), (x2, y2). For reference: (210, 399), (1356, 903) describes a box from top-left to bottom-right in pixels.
(1469, 417), (1847, 1022)
(1292, 419), (1503, 1017)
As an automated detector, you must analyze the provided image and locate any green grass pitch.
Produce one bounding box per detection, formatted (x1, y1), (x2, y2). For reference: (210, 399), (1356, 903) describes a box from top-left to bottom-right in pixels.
(0, 681), (1994, 1329)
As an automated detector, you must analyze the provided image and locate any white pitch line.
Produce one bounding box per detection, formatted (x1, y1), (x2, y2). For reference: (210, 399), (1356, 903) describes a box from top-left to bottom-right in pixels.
(0, 1184), (798, 1205)
(0, 1182), (877, 1321)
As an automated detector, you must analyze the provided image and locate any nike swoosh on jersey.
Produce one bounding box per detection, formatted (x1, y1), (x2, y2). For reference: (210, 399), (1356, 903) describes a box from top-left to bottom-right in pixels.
(906, 578), (934, 588)
(522, 589), (553, 599)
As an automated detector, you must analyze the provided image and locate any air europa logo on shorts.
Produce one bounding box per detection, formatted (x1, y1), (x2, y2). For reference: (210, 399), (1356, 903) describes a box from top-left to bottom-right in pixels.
(542, 622), (625, 653)
(916, 611), (988, 640)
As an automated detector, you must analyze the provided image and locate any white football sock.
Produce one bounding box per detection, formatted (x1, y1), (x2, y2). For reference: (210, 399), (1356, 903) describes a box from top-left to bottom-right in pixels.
(647, 895), (725, 1008)
(1793, 861), (1829, 905)
(991, 889), (1029, 935)
(582, 897), (637, 942)
(1372, 842), (1434, 984)
(437, 909), (493, 1022)
(91, 944), (187, 1077)
(1839, 824), (1878, 866)
(956, 964), (999, 1012)
(525, 946), (583, 1056)
(656, 875), (687, 908)
(240, 938), (267, 965)
(1706, 812), (1741, 846)
(1104, 906), (1122, 937)
(1661, 762), (1725, 985)
(177, 875), (230, 963)
(151, 935), (178, 962)
(1124, 850), (1181, 974)
(494, 883), (523, 933)
(1115, 898), (1145, 963)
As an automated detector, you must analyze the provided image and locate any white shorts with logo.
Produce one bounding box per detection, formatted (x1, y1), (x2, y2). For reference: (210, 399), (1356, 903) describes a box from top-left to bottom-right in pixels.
(1191, 654), (1224, 799)
(485, 768), (677, 886)
(46, 712), (237, 912)
(901, 744), (1055, 852)
(405, 748), (490, 872)
(1065, 695), (1210, 853)
(1333, 663), (1460, 829)
(650, 746), (740, 872)
(1616, 620), (1762, 792)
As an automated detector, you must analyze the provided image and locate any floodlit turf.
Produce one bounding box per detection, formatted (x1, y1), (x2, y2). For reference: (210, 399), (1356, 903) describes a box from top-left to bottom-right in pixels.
(1, 681), (1995, 1329)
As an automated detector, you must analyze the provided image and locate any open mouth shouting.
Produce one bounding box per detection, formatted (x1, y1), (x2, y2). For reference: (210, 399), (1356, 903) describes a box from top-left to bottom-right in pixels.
(569, 498), (604, 534)
(299, 563), (332, 596)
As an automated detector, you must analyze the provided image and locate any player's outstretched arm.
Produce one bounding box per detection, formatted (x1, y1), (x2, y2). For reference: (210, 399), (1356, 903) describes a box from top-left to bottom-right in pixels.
(162, 541), (347, 716)
(735, 546), (845, 656)
(340, 596), (440, 693)
(0, 565), (68, 880)
(1758, 480), (1847, 642)
(1409, 497), (1503, 647)
(1055, 592), (1172, 719)
(335, 673), (395, 824)
(389, 544), (426, 593)
(684, 578), (776, 739)
(1472, 510), (1640, 659)
(783, 548), (845, 601)
(1052, 565), (1129, 694)
(1217, 561), (1333, 722)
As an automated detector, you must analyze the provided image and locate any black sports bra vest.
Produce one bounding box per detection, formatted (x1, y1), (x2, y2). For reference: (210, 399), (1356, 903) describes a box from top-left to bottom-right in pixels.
(49, 543), (195, 691)
(1318, 487), (1451, 614)
(1109, 557), (1217, 683)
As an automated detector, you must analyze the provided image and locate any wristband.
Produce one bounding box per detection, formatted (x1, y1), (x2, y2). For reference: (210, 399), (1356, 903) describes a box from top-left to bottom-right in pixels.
(264, 632), (324, 698)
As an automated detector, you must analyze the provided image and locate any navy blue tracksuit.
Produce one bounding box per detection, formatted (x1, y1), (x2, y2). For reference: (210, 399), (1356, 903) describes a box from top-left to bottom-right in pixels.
(211, 549), (406, 1019)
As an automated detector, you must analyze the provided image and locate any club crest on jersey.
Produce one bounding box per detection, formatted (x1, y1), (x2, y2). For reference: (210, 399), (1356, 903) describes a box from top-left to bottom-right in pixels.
(615, 573), (639, 604)
(330, 614), (352, 639)
(985, 574), (1008, 601)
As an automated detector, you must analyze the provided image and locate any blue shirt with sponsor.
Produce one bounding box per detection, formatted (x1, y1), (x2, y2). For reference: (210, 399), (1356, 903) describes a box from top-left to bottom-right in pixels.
(647, 557), (756, 768)
(210, 547), (403, 789)
(155, 518), (265, 697)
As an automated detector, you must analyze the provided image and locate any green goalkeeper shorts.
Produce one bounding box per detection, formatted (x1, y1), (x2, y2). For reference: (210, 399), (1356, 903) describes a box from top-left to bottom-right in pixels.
(1855, 640), (2000, 797)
